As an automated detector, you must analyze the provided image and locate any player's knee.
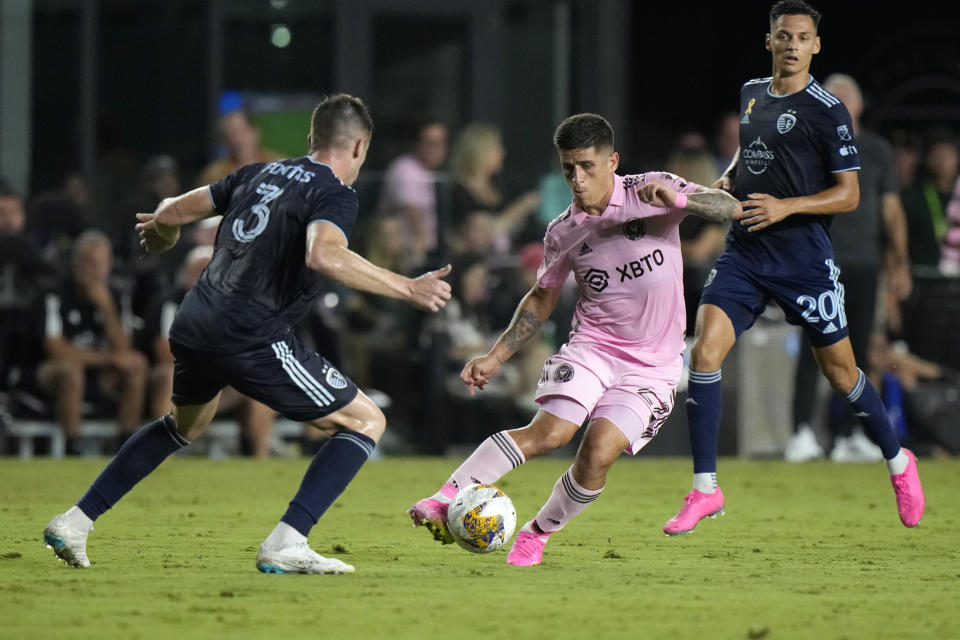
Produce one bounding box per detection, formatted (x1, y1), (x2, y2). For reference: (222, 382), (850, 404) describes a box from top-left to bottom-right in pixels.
(690, 339), (725, 370)
(349, 404), (386, 443)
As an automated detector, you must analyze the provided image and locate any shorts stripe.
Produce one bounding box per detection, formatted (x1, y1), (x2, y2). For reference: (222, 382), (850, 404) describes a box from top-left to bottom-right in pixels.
(332, 431), (374, 457)
(271, 342), (332, 408)
(561, 470), (599, 504)
(491, 431), (523, 468)
(277, 342), (336, 404)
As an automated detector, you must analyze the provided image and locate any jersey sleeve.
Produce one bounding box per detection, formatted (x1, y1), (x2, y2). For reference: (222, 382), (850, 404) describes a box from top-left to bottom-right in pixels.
(535, 226), (571, 288)
(815, 103), (860, 173)
(207, 163), (264, 213)
(307, 187), (359, 243)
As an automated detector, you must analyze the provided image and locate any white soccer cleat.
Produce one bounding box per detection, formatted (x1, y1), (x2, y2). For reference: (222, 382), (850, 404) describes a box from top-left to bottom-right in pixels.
(256, 541), (355, 575)
(43, 513), (92, 568)
(784, 426), (824, 462)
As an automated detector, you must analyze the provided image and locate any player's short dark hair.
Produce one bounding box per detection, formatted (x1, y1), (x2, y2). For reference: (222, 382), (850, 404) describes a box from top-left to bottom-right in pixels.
(309, 93), (374, 152)
(553, 113), (615, 153)
(770, 0), (821, 29)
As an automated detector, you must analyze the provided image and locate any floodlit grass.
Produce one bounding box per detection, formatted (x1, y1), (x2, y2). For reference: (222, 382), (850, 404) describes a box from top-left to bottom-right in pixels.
(1, 455), (958, 639)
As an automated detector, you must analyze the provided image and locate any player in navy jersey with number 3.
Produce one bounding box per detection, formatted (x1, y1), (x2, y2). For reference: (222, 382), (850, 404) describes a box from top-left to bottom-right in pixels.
(43, 94), (452, 574)
(663, 0), (925, 535)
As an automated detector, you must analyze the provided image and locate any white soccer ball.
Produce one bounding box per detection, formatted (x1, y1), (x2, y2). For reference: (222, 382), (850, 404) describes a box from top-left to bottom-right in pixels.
(446, 484), (517, 553)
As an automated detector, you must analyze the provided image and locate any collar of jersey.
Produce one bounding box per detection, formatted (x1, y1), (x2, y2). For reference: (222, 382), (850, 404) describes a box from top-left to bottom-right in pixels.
(765, 74), (814, 99)
(571, 173), (624, 219)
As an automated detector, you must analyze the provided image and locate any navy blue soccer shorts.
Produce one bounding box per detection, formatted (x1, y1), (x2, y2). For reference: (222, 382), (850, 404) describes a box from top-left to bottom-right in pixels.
(169, 334), (358, 422)
(699, 253), (850, 348)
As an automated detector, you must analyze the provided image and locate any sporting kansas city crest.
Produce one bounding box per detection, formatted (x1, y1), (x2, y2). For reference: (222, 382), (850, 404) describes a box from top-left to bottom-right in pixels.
(623, 217), (646, 240)
(777, 112), (797, 134)
(325, 367), (348, 390)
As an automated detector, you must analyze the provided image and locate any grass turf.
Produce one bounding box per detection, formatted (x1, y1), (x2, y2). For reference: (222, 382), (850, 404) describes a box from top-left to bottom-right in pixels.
(1, 455), (958, 639)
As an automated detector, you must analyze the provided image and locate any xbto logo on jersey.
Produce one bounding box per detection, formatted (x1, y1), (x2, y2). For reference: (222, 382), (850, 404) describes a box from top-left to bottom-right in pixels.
(623, 217), (646, 240)
(616, 250), (665, 281)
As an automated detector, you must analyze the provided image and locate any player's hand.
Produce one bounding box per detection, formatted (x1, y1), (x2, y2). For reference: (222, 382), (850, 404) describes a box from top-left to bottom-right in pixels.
(712, 175), (734, 192)
(407, 264), (452, 312)
(460, 353), (502, 397)
(637, 181), (679, 208)
(135, 212), (180, 254)
(734, 193), (792, 231)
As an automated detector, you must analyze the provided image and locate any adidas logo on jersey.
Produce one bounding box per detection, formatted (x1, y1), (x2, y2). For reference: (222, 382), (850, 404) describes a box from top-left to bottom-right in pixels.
(823, 322), (838, 334)
(579, 243), (593, 256)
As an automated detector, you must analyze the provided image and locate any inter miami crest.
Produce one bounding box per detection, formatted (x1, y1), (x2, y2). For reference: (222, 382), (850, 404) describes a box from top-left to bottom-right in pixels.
(623, 217), (646, 240)
(553, 363), (575, 383)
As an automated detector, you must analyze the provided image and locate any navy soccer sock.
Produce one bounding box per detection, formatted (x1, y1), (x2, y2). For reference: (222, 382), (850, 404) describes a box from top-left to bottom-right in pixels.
(845, 369), (901, 459)
(76, 415), (189, 521)
(687, 369), (723, 474)
(281, 431), (376, 536)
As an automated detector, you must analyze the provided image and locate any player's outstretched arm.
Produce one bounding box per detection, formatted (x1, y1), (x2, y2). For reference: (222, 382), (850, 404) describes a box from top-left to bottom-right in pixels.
(135, 187), (216, 254)
(460, 285), (561, 396)
(305, 220), (452, 312)
(637, 181), (741, 224)
(736, 170), (860, 232)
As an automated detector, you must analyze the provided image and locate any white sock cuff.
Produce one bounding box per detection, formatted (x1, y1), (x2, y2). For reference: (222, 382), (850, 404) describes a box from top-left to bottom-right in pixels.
(491, 431), (525, 468)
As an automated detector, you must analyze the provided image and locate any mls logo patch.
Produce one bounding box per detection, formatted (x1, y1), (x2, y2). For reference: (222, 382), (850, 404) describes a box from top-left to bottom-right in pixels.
(704, 268), (717, 288)
(325, 368), (348, 390)
(776, 113), (797, 134)
(836, 125), (852, 141)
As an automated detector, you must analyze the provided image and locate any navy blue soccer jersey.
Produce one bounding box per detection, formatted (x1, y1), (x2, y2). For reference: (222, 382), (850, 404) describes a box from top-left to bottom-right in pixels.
(728, 76), (860, 276)
(170, 157), (358, 354)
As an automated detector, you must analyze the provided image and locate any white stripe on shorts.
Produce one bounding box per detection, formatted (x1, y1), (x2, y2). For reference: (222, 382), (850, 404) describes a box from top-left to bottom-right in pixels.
(271, 341), (331, 408)
(277, 341), (335, 404)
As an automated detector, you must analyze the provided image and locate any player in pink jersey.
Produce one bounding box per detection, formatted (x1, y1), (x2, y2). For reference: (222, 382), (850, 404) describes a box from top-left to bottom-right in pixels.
(408, 113), (741, 565)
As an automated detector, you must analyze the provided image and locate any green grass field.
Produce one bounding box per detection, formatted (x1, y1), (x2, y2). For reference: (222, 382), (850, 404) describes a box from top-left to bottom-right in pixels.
(2, 455), (957, 640)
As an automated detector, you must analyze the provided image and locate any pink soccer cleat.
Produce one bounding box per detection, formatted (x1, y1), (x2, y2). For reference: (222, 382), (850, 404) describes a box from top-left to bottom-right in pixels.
(663, 487), (725, 536)
(407, 497), (454, 544)
(506, 521), (552, 566)
(890, 449), (925, 527)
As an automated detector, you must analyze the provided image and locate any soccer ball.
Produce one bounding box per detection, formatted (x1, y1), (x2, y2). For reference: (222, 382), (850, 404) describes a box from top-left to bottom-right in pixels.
(446, 484), (517, 553)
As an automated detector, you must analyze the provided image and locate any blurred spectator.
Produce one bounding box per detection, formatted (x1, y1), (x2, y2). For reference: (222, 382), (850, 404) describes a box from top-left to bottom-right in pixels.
(34, 230), (148, 454)
(890, 130), (921, 190)
(865, 331), (959, 458)
(26, 174), (91, 265)
(449, 122), (541, 253)
(0, 183), (57, 390)
(145, 245), (275, 458)
(376, 116), (449, 269)
(900, 129), (959, 269)
(939, 174), (960, 274)
(712, 111), (741, 177)
(668, 144), (726, 335)
(196, 109), (283, 186)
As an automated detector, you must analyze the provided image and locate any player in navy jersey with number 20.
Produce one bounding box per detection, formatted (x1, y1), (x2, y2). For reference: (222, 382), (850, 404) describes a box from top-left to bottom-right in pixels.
(43, 94), (452, 574)
(663, 0), (925, 536)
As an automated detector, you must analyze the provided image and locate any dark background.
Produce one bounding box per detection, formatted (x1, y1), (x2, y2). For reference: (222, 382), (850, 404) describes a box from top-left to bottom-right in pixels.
(21, 0), (960, 217)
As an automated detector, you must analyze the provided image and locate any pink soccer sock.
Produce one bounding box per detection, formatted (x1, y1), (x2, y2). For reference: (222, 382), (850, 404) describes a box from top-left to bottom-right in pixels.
(446, 431), (526, 494)
(533, 467), (604, 533)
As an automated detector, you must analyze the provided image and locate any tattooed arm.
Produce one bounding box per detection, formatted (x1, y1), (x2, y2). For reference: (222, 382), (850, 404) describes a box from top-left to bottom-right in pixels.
(459, 285), (562, 396)
(637, 181), (741, 224)
(685, 188), (743, 224)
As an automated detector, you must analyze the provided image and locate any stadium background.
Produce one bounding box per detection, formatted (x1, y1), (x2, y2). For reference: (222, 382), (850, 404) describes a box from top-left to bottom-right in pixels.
(1, 0), (959, 458)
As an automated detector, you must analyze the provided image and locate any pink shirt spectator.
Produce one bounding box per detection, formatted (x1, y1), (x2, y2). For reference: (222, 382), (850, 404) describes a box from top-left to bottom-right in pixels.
(377, 153), (438, 251)
(537, 172), (701, 366)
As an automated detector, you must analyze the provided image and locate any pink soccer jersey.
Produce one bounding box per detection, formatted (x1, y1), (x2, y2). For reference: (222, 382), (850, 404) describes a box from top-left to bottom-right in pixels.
(536, 172), (701, 366)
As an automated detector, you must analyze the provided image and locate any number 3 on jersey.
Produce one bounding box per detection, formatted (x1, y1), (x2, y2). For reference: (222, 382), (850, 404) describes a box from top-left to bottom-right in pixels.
(233, 183), (284, 243)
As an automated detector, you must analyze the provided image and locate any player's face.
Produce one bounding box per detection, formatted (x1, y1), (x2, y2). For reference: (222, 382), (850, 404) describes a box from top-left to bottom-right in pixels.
(558, 146), (618, 213)
(766, 14), (820, 77)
